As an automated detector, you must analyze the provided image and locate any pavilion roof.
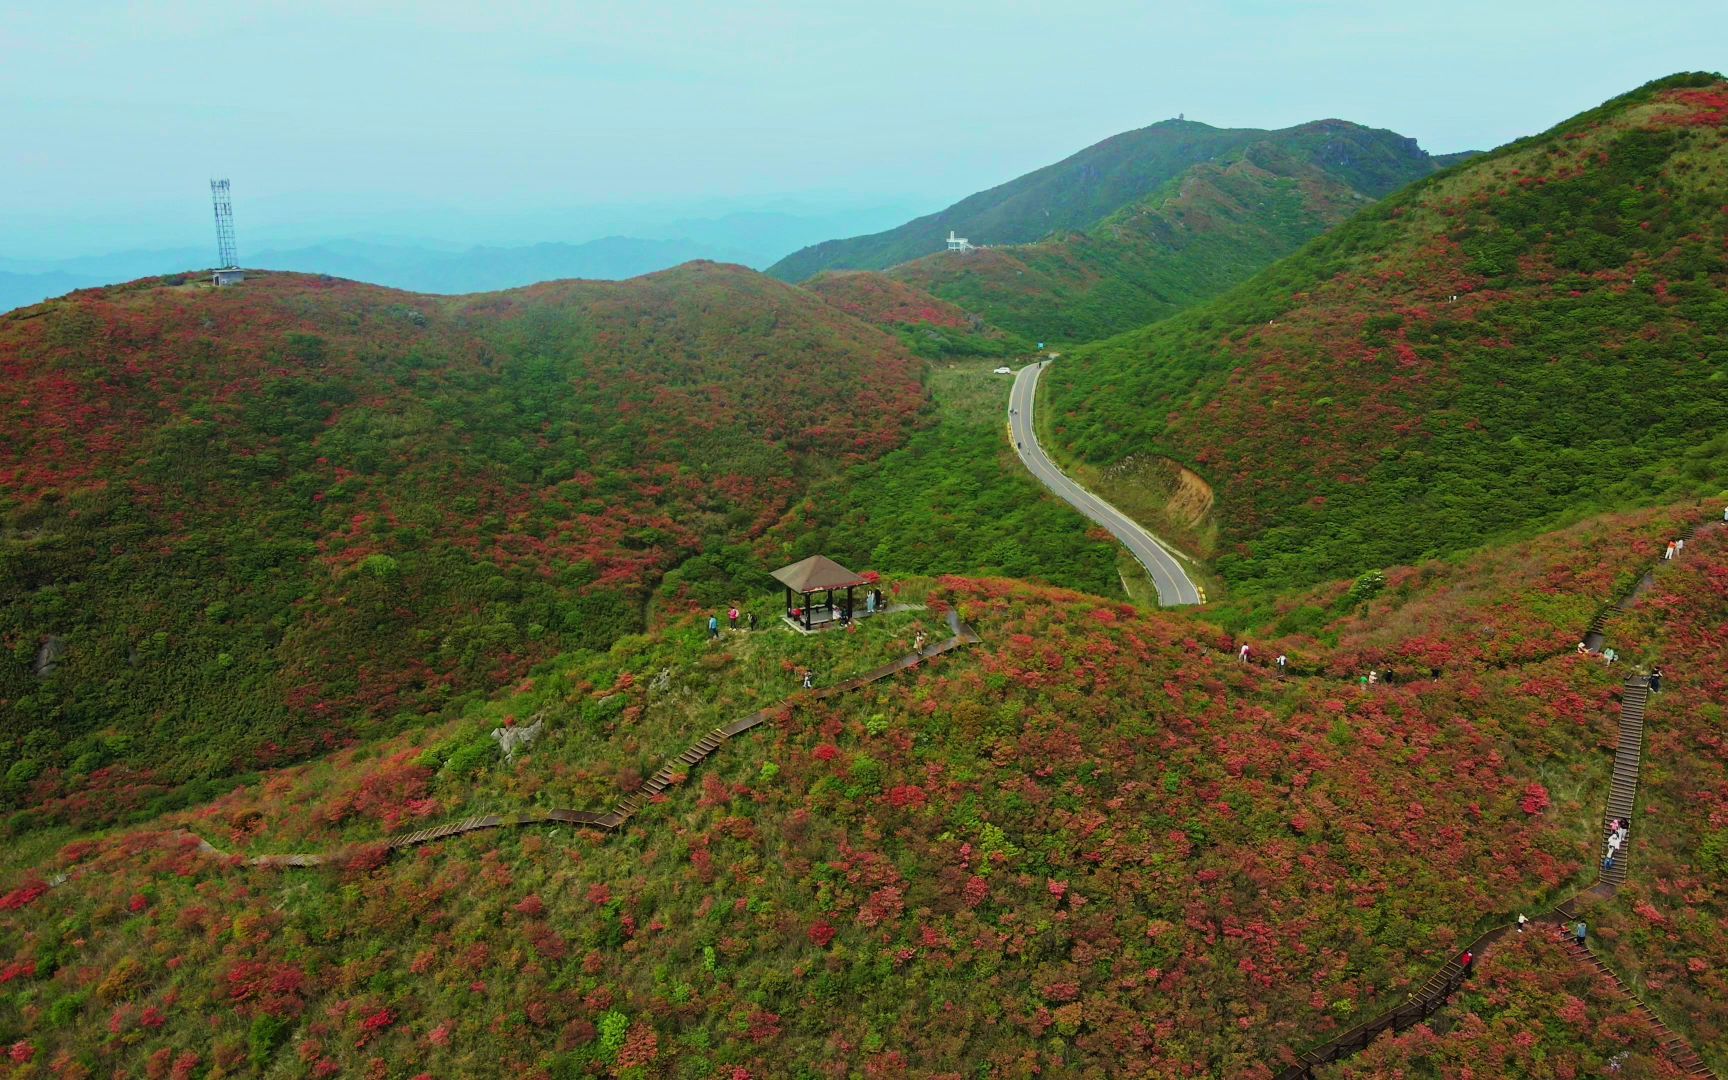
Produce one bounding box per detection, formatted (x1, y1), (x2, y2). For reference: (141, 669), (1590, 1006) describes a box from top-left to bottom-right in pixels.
(770, 554), (867, 593)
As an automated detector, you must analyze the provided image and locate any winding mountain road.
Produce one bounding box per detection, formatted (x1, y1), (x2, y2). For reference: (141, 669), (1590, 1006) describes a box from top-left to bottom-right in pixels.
(1009, 361), (1203, 606)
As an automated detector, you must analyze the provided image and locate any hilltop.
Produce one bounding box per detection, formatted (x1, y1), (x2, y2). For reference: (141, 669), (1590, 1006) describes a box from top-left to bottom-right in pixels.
(1044, 72), (1728, 590)
(0, 264), (925, 823)
(892, 123), (1463, 343)
(771, 118), (1461, 343)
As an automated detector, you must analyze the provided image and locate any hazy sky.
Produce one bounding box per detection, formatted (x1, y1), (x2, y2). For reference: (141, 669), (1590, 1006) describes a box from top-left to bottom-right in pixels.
(1, 0), (1720, 256)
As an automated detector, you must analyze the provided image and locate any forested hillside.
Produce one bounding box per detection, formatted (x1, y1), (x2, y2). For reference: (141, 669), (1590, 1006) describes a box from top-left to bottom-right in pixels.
(891, 124), (1448, 343)
(1045, 72), (1728, 590)
(0, 265), (925, 822)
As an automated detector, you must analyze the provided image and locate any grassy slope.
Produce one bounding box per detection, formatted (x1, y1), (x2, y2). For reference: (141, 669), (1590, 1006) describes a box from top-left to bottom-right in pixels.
(0, 264), (925, 826)
(0, 505), (1686, 1077)
(891, 127), (1438, 343)
(1043, 73), (1728, 594)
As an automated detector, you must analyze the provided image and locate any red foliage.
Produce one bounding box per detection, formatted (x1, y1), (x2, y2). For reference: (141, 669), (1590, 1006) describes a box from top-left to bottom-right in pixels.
(225, 960), (310, 1018)
(355, 1007), (396, 1048)
(1519, 782), (1551, 815)
(856, 886), (905, 928)
(805, 272), (971, 329)
(0, 960), (36, 985)
(884, 784), (928, 809)
(1650, 86), (1728, 127)
(961, 876), (989, 909)
(0, 880), (48, 911)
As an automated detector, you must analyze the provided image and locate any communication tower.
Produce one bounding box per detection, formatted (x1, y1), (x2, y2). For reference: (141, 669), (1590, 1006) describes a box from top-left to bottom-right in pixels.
(210, 179), (245, 286)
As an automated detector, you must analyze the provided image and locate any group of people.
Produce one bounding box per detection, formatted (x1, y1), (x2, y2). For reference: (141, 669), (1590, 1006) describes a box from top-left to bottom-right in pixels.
(708, 606), (759, 638)
(1457, 922), (1596, 980)
(1604, 817), (1631, 869)
(1663, 537), (1687, 560)
(1233, 643), (1440, 685)
(1576, 641), (1621, 666)
(1237, 644), (1290, 676)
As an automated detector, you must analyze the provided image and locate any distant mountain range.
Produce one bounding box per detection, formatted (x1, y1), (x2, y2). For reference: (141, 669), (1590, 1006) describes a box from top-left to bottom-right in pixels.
(0, 204), (925, 313)
(0, 237), (730, 313)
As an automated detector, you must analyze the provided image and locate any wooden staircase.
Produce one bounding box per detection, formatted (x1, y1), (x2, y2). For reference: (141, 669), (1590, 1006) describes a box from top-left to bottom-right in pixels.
(1601, 676), (1648, 889)
(1562, 938), (1720, 1078)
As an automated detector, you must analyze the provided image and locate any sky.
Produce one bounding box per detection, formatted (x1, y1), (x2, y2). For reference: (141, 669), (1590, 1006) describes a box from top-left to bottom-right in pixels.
(0, 0), (1721, 258)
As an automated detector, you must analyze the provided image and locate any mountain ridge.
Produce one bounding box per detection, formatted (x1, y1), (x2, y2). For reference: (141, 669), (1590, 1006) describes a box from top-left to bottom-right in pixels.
(772, 116), (1466, 342)
(766, 116), (1454, 284)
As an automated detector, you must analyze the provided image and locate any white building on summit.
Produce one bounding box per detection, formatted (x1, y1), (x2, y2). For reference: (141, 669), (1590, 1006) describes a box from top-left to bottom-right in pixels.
(946, 230), (973, 252)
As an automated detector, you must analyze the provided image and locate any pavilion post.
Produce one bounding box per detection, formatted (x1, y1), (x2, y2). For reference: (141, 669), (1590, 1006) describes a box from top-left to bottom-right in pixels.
(846, 585), (854, 620)
(803, 592), (812, 630)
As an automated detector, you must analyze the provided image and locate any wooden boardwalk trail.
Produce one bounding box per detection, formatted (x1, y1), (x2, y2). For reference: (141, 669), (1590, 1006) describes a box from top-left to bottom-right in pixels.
(1560, 936), (1718, 1076)
(1273, 517), (1720, 1080)
(1601, 675), (1647, 889)
(190, 612), (981, 869)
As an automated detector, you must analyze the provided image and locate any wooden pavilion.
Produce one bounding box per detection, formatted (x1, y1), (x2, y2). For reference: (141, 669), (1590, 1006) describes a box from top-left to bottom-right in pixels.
(771, 555), (868, 631)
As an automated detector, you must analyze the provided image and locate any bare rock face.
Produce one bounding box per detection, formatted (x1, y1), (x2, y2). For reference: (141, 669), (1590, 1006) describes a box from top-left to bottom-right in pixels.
(34, 635), (65, 677)
(491, 717), (546, 763)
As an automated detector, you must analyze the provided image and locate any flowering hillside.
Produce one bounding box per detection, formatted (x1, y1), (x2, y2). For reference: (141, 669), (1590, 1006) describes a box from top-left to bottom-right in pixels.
(1319, 931), (1696, 1078)
(802, 271), (1025, 358)
(1204, 505), (1696, 670)
(1584, 524), (1728, 1072)
(0, 263), (924, 824)
(1045, 72), (1728, 591)
(0, 524), (1649, 1075)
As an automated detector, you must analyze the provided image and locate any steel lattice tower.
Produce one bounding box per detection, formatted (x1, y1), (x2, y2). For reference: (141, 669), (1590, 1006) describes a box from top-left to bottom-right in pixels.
(210, 178), (238, 269)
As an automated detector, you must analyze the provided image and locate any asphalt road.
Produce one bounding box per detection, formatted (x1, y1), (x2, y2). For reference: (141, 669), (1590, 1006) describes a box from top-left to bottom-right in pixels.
(1008, 361), (1203, 606)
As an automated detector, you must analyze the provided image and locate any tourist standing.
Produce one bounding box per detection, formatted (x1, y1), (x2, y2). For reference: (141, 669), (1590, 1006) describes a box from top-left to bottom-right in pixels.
(708, 615), (719, 639)
(1649, 666), (1663, 693)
